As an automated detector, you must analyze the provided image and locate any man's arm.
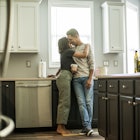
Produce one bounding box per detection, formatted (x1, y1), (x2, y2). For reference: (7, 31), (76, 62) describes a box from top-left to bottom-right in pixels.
(73, 44), (89, 58)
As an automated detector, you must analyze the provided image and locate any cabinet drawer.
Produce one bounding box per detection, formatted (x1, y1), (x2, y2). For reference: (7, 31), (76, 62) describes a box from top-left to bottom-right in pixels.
(98, 80), (106, 92)
(107, 80), (118, 94)
(119, 80), (134, 96)
(135, 80), (140, 97)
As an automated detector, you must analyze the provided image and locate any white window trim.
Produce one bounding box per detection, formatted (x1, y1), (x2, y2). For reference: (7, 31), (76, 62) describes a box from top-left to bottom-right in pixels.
(48, 0), (94, 68)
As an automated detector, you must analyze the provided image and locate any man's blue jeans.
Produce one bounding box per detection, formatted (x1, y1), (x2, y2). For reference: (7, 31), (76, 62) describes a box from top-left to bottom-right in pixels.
(72, 77), (94, 130)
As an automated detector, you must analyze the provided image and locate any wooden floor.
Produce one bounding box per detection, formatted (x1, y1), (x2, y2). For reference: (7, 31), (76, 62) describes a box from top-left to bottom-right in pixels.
(4, 129), (105, 140)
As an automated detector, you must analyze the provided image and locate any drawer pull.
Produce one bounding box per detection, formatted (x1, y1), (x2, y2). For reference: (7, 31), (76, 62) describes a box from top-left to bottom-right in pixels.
(122, 85), (126, 89)
(128, 101), (132, 104)
(104, 97), (108, 100)
(133, 102), (138, 106)
(109, 85), (113, 88)
(6, 85), (9, 88)
(102, 97), (108, 100)
(102, 97), (105, 100)
(99, 84), (102, 88)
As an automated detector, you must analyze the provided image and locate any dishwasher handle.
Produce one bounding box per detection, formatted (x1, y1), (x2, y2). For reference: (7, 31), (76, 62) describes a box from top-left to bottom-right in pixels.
(16, 84), (51, 88)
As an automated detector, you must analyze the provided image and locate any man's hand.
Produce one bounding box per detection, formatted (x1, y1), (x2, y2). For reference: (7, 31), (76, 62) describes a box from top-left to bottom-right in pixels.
(86, 79), (92, 89)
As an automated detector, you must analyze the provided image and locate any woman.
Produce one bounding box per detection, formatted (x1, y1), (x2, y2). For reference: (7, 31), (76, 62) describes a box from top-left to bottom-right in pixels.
(56, 37), (89, 135)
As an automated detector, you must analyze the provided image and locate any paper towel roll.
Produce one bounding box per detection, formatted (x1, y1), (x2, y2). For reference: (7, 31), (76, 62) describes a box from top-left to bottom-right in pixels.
(38, 61), (46, 78)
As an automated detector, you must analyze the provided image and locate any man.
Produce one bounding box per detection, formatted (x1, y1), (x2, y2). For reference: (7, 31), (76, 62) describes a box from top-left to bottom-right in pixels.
(66, 28), (94, 136)
(56, 37), (89, 135)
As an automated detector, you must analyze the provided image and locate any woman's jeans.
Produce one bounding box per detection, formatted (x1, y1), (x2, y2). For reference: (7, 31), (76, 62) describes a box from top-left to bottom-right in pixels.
(73, 77), (94, 130)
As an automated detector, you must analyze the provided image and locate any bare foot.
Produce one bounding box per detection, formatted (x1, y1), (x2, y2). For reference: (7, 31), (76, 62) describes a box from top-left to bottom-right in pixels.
(57, 128), (71, 134)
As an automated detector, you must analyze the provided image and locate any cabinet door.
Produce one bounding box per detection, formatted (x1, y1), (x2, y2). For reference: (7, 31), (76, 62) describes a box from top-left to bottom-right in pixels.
(107, 94), (119, 140)
(98, 92), (107, 137)
(135, 98), (140, 140)
(102, 2), (124, 53)
(135, 80), (140, 97)
(120, 96), (134, 140)
(2, 81), (15, 121)
(120, 80), (134, 96)
(52, 80), (82, 129)
(93, 88), (98, 128)
(109, 6), (124, 52)
(0, 2), (6, 52)
(12, 2), (39, 52)
(107, 80), (118, 94)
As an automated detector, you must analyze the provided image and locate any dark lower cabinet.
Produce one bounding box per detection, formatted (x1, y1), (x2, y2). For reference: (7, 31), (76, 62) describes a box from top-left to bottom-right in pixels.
(98, 79), (119, 140)
(98, 92), (107, 138)
(107, 94), (119, 140)
(135, 98), (140, 140)
(120, 96), (140, 140)
(93, 80), (98, 128)
(1, 81), (15, 122)
(98, 78), (140, 140)
(120, 96), (134, 140)
(52, 80), (98, 129)
(52, 80), (81, 129)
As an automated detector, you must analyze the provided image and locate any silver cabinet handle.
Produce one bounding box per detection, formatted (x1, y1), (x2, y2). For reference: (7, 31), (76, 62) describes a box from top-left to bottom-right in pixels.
(133, 102), (138, 106)
(109, 85), (113, 88)
(6, 85), (9, 88)
(102, 97), (108, 100)
(104, 97), (108, 100)
(122, 85), (126, 89)
(102, 96), (105, 100)
(128, 101), (132, 104)
(99, 84), (102, 88)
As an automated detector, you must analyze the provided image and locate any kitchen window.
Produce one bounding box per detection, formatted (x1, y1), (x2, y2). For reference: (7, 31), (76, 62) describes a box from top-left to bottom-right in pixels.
(125, 1), (139, 73)
(48, 0), (94, 68)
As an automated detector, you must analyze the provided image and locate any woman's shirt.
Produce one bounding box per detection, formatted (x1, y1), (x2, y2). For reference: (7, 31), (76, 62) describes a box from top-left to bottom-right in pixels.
(60, 49), (75, 72)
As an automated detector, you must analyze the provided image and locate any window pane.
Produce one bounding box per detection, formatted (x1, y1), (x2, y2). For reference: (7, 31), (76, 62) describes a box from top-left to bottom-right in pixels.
(126, 2), (139, 73)
(49, 1), (93, 67)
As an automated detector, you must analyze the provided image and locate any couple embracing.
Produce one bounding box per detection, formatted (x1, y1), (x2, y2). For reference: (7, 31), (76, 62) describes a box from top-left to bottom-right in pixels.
(56, 28), (94, 137)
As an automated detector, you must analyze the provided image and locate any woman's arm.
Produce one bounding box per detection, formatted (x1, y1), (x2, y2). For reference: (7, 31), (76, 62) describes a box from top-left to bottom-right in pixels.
(73, 44), (89, 58)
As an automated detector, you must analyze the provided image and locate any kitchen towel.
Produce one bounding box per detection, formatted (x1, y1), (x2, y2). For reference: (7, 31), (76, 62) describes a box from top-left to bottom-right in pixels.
(38, 61), (46, 78)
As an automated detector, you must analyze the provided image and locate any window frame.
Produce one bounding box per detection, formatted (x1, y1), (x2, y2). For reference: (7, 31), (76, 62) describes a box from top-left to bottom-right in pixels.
(48, 0), (94, 68)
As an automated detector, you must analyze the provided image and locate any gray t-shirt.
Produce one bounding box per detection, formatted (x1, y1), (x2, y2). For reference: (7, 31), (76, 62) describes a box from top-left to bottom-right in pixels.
(73, 44), (94, 78)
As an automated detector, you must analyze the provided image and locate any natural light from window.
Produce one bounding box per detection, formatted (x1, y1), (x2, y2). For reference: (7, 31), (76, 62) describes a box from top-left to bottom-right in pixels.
(126, 2), (139, 73)
(48, 0), (93, 68)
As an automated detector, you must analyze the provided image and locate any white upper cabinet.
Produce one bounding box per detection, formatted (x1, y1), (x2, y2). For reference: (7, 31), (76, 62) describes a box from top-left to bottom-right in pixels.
(11, 2), (39, 53)
(101, 1), (125, 54)
(0, 1), (39, 53)
(0, 1), (7, 52)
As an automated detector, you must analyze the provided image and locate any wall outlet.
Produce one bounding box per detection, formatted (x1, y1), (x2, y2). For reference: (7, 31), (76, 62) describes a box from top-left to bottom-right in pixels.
(26, 60), (31, 67)
(114, 60), (118, 67)
(103, 60), (109, 66)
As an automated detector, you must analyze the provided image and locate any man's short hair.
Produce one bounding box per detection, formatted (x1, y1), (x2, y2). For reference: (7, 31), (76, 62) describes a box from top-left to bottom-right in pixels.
(66, 28), (79, 37)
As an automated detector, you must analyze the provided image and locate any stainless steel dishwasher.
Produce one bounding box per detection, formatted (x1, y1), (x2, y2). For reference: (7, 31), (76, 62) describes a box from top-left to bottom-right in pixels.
(15, 80), (52, 128)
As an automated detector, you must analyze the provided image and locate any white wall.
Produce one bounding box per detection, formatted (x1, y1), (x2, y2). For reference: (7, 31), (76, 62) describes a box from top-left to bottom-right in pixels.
(1, 0), (139, 78)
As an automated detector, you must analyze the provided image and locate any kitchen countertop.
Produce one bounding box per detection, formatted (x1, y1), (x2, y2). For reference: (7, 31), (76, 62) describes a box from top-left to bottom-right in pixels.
(0, 76), (98, 81)
(97, 73), (140, 79)
(0, 77), (57, 81)
(1, 73), (140, 81)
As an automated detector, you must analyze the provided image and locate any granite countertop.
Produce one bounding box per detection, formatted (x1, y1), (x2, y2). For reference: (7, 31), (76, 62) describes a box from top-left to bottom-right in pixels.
(97, 73), (140, 79)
